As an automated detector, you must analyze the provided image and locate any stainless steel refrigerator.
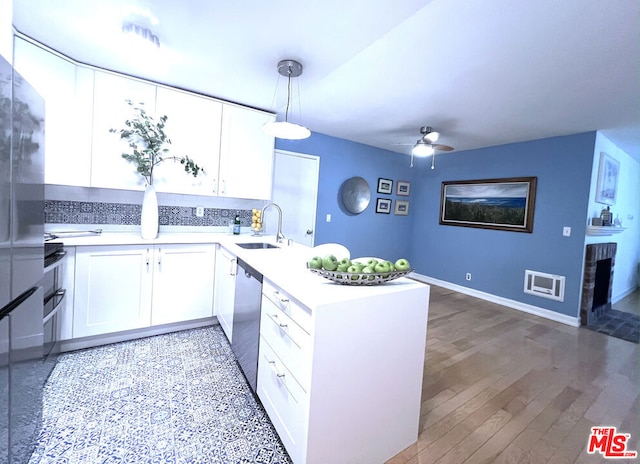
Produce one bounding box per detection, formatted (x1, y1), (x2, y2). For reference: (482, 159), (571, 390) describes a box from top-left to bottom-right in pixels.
(0, 52), (45, 464)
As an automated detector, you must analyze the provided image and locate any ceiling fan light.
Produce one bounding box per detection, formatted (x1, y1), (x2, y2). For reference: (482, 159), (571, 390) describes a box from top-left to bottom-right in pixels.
(263, 121), (311, 140)
(412, 141), (434, 157)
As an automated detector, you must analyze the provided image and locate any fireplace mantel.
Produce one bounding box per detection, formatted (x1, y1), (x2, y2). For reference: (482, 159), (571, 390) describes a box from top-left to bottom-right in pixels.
(586, 226), (627, 236)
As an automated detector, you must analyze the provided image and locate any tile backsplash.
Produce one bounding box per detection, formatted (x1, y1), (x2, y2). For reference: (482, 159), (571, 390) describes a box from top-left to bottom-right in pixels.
(45, 200), (252, 227)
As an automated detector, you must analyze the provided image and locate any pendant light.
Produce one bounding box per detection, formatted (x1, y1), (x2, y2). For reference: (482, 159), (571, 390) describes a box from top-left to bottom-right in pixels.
(263, 60), (311, 140)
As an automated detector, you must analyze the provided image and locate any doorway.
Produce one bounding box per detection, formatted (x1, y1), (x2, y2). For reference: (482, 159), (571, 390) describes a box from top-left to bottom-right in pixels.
(266, 150), (319, 247)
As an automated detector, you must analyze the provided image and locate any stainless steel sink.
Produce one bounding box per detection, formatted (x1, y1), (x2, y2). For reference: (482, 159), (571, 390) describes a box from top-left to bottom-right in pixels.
(236, 242), (279, 249)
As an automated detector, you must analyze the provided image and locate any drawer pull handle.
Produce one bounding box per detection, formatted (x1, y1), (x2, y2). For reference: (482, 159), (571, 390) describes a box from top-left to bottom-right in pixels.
(267, 360), (285, 378)
(273, 291), (289, 304)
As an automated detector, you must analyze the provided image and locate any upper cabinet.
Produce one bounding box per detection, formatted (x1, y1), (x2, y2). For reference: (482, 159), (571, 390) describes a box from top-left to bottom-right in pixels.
(153, 87), (222, 196)
(13, 38), (276, 199)
(90, 71), (157, 191)
(219, 104), (275, 200)
(13, 38), (93, 187)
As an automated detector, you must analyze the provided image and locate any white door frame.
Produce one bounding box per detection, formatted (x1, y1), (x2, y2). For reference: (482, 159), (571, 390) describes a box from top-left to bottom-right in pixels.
(271, 149), (320, 246)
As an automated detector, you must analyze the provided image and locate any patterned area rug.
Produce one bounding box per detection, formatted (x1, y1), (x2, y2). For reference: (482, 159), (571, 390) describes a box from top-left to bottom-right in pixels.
(29, 325), (292, 464)
(586, 309), (640, 344)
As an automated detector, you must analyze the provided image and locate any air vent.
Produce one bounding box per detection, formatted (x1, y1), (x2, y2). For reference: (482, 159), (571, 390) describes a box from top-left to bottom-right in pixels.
(524, 270), (565, 302)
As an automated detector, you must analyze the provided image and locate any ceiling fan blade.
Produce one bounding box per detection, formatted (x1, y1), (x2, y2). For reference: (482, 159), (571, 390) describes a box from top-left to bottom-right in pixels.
(433, 144), (454, 152)
(423, 131), (440, 143)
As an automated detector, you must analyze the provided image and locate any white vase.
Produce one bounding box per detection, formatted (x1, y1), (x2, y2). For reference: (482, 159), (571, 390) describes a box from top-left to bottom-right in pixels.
(141, 184), (159, 239)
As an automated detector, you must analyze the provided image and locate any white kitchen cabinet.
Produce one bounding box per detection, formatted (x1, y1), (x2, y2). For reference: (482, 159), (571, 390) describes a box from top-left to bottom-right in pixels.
(12, 38), (93, 187)
(213, 245), (236, 342)
(153, 87), (222, 195)
(73, 243), (214, 338)
(151, 244), (214, 325)
(90, 71), (157, 191)
(218, 104), (275, 199)
(257, 277), (429, 464)
(73, 245), (152, 338)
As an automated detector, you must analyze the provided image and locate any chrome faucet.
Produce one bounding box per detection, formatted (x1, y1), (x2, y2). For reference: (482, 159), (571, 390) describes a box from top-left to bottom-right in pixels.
(261, 203), (285, 243)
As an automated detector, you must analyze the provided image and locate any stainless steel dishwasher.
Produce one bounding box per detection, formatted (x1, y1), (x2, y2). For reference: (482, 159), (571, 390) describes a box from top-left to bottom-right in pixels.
(231, 258), (263, 392)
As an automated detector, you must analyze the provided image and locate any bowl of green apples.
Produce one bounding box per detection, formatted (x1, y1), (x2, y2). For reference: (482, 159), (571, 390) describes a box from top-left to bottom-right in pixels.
(307, 255), (413, 285)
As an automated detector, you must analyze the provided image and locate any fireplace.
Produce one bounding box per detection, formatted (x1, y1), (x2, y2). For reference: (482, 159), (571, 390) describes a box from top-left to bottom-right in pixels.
(580, 243), (616, 325)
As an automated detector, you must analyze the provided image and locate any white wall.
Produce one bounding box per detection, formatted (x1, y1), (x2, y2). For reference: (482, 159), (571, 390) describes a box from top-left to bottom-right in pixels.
(0, 0), (12, 61)
(586, 132), (640, 301)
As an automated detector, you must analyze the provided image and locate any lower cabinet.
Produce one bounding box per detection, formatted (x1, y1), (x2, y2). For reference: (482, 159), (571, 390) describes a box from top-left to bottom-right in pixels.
(257, 277), (430, 464)
(151, 245), (215, 325)
(213, 245), (236, 342)
(73, 244), (214, 338)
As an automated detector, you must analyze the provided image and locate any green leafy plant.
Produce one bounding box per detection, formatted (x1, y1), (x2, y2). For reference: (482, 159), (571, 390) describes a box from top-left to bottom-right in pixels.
(109, 99), (203, 186)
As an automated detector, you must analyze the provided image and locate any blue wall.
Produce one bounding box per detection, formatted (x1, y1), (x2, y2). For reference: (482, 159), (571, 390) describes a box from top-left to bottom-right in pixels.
(278, 131), (597, 318)
(276, 133), (416, 260)
(410, 133), (596, 317)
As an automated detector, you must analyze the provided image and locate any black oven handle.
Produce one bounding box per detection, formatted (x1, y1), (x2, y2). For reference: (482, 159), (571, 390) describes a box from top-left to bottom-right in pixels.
(44, 250), (67, 272)
(43, 289), (66, 323)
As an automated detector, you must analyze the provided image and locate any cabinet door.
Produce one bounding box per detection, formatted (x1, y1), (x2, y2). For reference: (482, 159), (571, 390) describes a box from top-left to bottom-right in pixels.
(153, 87), (222, 195)
(73, 245), (152, 338)
(90, 71), (157, 190)
(219, 104), (275, 199)
(13, 38), (93, 186)
(151, 244), (215, 326)
(213, 245), (236, 342)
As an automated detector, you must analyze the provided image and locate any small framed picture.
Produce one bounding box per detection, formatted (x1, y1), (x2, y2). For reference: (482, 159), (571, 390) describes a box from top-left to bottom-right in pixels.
(396, 180), (411, 196)
(376, 198), (392, 214)
(377, 178), (393, 194)
(394, 200), (409, 216)
(595, 152), (619, 205)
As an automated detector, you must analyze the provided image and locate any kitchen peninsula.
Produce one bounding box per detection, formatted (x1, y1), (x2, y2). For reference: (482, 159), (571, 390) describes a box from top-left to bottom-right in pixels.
(56, 232), (431, 463)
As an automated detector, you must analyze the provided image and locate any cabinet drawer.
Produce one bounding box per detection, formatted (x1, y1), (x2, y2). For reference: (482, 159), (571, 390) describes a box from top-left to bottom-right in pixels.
(261, 295), (310, 390)
(257, 336), (307, 462)
(262, 279), (312, 335)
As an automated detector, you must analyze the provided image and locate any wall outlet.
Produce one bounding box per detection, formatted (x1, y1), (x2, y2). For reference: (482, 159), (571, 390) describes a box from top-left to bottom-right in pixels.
(326, 214), (332, 223)
(195, 206), (204, 217)
(465, 273), (472, 281)
(563, 226), (571, 237)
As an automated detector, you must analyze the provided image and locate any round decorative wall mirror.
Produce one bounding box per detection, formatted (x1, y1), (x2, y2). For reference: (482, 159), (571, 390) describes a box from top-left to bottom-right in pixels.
(340, 176), (370, 214)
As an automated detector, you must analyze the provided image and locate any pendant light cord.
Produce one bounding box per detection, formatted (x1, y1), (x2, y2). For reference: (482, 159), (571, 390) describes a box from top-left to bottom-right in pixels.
(284, 67), (292, 123)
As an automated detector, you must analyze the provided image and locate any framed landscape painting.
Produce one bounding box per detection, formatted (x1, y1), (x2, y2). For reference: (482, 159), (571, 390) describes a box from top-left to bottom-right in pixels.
(440, 177), (537, 232)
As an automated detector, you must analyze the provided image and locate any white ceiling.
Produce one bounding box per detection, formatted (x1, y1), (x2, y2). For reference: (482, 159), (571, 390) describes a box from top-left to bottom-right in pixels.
(12, 0), (640, 161)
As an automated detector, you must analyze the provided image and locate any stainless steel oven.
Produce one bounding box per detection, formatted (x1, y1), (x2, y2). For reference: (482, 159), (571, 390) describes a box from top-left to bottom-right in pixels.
(43, 242), (66, 369)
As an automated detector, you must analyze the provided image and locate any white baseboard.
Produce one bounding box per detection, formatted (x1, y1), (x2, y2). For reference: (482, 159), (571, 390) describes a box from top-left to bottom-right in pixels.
(60, 317), (218, 352)
(411, 273), (581, 327)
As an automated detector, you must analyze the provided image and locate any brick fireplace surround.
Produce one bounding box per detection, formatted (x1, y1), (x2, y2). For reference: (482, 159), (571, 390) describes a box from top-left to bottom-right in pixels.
(580, 242), (617, 326)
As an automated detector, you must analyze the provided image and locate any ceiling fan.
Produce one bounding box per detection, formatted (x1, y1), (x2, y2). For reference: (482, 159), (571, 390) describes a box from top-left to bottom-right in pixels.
(406, 126), (454, 169)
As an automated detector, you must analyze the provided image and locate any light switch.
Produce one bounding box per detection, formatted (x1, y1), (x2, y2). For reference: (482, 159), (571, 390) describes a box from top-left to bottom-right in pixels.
(563, 226), (571, 237)
(196, 206), (204, 217)
(326, 214), (332, 223)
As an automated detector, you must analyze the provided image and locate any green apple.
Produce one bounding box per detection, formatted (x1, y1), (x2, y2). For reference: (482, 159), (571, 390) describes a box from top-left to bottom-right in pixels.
(362, 265), (376, 280)
(350, 263), (364, 272)
(308, 256), (323, 269)
(366, 258), (378, 267)
(347, 264), (363, 279)
(394, 258), (411, 271)
(336, 262), (350, 272)
(385, 260), (395, 271)
(374, 261), (392, 273)
(338, 257), (351, 268)
(322, 254), (339, 271)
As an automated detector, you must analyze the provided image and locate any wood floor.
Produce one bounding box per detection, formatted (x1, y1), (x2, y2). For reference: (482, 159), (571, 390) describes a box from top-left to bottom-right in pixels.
(387, 286), (639, 464)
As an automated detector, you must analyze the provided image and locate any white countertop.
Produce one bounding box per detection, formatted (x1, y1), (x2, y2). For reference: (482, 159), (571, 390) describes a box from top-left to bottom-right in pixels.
(54, 230), (427, 311)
